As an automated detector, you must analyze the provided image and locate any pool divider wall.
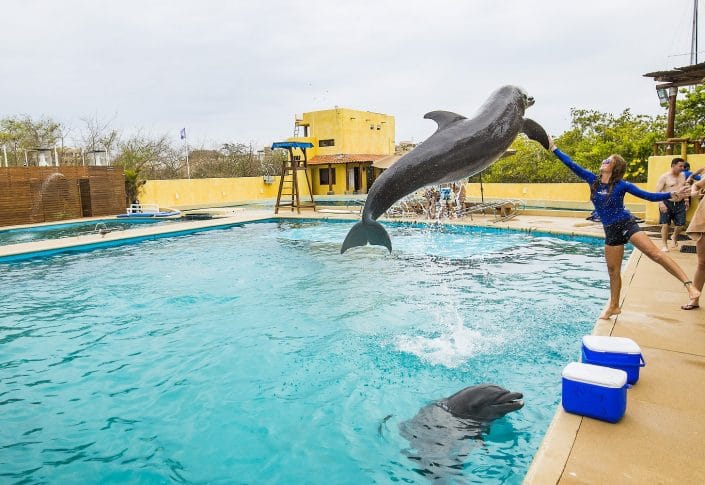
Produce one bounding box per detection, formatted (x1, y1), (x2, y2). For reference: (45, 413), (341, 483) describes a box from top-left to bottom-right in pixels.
(0, 215), (606, 264)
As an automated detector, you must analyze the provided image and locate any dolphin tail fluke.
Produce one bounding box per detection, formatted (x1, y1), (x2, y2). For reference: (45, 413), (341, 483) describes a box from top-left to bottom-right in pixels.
(522, 118), (550, 149)
(340, 219), (392, 253)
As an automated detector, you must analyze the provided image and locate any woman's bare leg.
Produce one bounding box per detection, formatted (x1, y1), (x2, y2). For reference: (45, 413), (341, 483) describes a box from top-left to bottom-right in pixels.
(671, 225), (684, 248)
(629, 231), (701, 301)
(661, 224), (670, 251)
(600, 244), (624, 319)
(684, 237), (705, 308)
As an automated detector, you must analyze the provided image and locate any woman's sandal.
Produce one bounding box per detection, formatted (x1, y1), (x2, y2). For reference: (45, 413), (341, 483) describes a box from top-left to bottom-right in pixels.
(682, 282), (700, 310)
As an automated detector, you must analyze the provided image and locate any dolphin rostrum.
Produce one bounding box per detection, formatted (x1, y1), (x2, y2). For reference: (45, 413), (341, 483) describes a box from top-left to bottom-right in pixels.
(340, 85), (549, 253)
(398, 384), (524, 481)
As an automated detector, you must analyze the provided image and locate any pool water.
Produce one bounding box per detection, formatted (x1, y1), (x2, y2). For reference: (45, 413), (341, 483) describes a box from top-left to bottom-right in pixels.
(1, 220), (615, 483)
(0, 219), (178, 246)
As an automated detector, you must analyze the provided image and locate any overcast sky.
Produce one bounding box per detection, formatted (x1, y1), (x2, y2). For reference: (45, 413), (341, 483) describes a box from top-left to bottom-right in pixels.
(1, 0), (701, 148)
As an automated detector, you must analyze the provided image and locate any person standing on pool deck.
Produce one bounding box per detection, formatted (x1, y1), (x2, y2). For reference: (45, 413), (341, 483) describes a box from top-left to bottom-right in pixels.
(683, 176), (705, 310)
(655, 158), (687, 252)
(546, 137), (699, 319)
(684, 161), (704, 184)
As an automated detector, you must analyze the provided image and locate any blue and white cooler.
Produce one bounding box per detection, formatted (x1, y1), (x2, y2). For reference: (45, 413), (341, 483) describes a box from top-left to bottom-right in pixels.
(562, 362), (628, 423)
(581, 335), (645, 384)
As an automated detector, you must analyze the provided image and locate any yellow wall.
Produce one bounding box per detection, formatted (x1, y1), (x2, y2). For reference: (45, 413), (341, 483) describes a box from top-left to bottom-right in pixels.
(141, 176), (653, 214)
(274, 108), (394, 196)
(307, 163), (373, 195)
(645, 154), (705, 223)
(310, 165), (348, 195)
(464, 182), (647, 212)
(140, 175), (311, 209)
(291, 108), (395, 158)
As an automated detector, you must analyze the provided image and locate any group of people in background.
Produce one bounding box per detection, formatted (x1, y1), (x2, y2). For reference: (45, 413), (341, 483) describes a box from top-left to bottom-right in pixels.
(656, 158), (704, 253)
(422, 183), (466, 219)
(548, 137), (704, 316)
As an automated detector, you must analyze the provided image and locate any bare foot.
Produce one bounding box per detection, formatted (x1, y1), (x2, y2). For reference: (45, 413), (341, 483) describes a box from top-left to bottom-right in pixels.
(671, 235), (679, 248)
(599, 306), (622, 320)
(661, 245), (670, 252)
(686, 284), (701, 301)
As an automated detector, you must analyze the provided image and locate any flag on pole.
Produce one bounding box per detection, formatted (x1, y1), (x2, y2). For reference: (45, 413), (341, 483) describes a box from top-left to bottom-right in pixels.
(180, 127), (186, 140)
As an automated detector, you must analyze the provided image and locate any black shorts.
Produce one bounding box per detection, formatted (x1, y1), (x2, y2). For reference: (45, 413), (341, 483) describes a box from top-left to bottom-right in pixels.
(604, 218), (641, 246)
(659, 200), (686, 226)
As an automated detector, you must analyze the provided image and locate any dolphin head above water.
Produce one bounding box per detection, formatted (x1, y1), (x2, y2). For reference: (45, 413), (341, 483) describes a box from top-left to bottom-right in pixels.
(443, 384), (524, 421)
(487, 85), (534, 112)
(396, 383), (524, 480)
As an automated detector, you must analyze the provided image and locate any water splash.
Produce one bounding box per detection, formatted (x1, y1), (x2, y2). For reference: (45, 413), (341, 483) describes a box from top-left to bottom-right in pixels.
(31, 173), (68, 221)
(40, 172), (66, 193)
(394, 305), (502, 368)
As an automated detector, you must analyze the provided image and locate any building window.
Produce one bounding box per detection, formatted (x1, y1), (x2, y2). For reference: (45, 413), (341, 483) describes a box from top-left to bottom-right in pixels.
(319, 167), (336, 185)
(319, 139), (335, 147)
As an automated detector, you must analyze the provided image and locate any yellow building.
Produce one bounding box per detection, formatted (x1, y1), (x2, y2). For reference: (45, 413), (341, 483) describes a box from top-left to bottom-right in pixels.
(286, 107), (395, 195)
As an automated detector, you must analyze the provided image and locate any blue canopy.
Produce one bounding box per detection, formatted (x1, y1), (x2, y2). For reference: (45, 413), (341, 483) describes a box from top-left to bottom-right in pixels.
(271, 141), (313, 150)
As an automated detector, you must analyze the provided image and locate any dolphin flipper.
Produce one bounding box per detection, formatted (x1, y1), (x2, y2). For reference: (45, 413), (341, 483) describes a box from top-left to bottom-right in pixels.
(522, 118), (550, 149)
(424, 111), (467, 131)
(340, 219), (392, 253)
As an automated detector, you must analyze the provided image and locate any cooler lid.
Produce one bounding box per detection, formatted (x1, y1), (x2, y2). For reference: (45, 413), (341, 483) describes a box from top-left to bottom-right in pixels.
(562, 362), (628, 388)
(582, 335), (641, 354)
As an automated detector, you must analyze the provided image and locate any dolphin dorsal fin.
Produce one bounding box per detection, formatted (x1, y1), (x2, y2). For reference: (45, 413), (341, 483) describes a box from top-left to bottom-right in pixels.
(423, 110), (466, 131)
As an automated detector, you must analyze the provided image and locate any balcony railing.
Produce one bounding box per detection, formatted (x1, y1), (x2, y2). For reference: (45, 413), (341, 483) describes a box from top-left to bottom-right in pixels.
(652, 138), (705, 156)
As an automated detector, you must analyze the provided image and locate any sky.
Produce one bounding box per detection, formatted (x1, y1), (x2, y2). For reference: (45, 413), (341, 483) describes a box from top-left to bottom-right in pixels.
(0, 0), (701, 148)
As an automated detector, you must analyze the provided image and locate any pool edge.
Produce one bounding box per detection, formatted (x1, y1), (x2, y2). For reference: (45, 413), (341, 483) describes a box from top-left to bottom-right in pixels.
(0, 212), (606, 263)
(522, 250), (639, 484)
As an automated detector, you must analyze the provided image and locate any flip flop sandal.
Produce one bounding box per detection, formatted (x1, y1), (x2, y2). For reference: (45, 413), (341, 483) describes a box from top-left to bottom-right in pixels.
(681, 303), (700, 310)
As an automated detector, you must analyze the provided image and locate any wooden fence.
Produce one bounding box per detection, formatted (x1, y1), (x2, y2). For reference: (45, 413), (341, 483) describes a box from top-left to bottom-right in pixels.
(0, 166), (125, 227)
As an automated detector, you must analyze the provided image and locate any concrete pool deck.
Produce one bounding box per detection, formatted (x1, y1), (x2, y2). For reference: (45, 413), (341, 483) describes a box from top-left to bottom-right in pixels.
(1, 209), (702, 483)
(524, 246), (705, 484)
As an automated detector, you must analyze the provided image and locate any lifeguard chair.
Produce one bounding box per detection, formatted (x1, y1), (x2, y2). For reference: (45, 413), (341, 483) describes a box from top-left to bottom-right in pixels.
(271, 141), (316, 214)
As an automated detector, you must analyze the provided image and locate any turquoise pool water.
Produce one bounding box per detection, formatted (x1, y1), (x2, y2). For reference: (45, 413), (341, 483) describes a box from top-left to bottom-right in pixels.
(0, 219), (178, 246)
(1, 220), (614, 483)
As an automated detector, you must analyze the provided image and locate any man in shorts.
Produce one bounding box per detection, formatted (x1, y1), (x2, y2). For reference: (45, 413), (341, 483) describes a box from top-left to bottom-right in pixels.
(656, 158), (687, 251)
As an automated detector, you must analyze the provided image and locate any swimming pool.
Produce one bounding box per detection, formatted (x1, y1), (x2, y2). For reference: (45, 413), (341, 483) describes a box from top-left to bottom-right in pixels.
(0, 220), (614, 483)
(0, 218), (179, 246)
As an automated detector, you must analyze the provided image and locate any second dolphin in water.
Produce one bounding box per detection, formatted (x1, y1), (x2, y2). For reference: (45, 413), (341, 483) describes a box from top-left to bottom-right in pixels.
(340, 85), (549, 253)
(398, 384), (524, 481)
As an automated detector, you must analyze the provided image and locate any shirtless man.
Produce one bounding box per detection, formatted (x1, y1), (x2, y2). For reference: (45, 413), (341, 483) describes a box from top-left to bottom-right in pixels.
(656, 158), (688, 251)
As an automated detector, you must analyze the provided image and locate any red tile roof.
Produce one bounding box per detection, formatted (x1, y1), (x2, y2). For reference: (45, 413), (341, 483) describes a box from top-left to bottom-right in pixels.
(308, 154), (386, 165)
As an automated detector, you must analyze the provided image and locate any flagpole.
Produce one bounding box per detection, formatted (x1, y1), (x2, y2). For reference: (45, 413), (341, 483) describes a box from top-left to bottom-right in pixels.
(185, 140), (191, 179)
(181, 128), (191, 179)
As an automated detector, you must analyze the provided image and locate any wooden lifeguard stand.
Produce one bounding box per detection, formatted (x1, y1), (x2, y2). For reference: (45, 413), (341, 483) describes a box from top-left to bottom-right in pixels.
(271, 141), (316, 214)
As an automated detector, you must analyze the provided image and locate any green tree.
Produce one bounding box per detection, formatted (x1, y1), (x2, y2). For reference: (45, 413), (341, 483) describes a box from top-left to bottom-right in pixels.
(552, 108), (663, 182)
(0, 115), (64, 166)
(112, 133), (179, 203)
(475, 108), (662, 183)
(123, 168), (146, 206)
(477, 135), (571, 183)
(675, 84), (705, 140)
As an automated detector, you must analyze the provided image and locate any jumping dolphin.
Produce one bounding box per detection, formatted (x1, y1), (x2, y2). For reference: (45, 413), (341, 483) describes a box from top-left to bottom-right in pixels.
(340, 85), (549, 253)
(398, 384), (524, 481)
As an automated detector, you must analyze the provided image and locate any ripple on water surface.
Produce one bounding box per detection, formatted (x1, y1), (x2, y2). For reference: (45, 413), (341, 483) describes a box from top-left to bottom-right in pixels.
(0, 220), (615, 483)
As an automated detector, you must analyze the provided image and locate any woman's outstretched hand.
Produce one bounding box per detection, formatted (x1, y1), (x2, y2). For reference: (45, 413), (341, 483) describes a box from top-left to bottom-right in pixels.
(547, 135), (557, 152)
(672, 186), (691, 201)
